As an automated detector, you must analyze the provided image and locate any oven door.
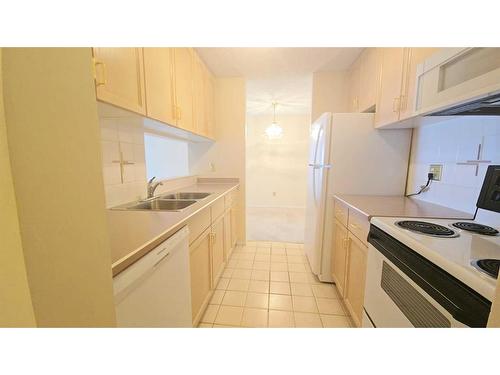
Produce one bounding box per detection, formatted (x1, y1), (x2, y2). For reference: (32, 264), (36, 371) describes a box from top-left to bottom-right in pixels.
(364, 243), (464, 328)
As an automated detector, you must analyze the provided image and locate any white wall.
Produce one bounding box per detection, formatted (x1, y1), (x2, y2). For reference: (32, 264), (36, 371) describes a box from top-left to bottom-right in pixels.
(311, 70), (350, 120)
(99, 115), (147, 208)
(0, 49), (36, 327)
(190, 77), (247, 242)
(407, 116), (500, 226)
(246, 114), (310, 208)
(2, 48), (116, 327)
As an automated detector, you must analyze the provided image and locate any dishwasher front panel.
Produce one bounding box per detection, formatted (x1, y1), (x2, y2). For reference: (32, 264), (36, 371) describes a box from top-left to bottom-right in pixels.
(113, 226), (192, 327)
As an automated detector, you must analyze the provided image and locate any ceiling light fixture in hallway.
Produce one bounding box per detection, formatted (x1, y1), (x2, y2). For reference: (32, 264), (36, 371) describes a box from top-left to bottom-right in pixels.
(264, 102), (283, 140)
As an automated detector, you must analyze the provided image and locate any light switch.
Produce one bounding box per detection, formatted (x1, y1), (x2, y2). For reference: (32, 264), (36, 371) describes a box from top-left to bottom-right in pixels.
(429, 164), (443, 181)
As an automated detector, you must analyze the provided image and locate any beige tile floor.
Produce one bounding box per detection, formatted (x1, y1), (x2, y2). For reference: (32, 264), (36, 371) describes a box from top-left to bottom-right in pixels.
(197, 241), (352, 328)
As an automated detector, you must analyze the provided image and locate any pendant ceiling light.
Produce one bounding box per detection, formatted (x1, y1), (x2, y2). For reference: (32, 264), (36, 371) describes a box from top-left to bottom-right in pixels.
(264, 102), (283, 140)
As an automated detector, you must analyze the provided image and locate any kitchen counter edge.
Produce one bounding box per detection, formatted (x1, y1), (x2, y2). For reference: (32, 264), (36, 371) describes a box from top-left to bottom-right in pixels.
(109, 183), (239, 277)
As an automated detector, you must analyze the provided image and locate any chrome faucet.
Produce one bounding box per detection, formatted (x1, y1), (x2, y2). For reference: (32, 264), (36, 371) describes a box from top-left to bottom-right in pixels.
(147, 177), (163, 199)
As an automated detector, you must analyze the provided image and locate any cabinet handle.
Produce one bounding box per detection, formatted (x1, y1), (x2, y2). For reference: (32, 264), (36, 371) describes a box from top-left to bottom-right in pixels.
(343, 238), (350, 249)
(153, 252), (171, 268)
(400, 94), (407, 111)
(392, 97), (401, 113)
(94, 60), (107, 87)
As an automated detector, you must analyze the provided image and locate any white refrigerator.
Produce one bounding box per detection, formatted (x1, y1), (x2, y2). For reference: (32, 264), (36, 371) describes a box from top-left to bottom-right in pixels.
(304, 113), (411, 282)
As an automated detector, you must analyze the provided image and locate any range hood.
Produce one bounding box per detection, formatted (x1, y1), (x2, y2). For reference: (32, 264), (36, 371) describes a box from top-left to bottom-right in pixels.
(427, 92), (500, 116)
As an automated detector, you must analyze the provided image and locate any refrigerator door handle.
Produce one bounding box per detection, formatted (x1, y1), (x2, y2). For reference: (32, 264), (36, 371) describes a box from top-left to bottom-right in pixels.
(308, 163), (332, 169)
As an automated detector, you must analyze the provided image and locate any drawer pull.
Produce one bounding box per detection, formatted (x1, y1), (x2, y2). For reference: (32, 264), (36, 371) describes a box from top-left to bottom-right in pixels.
(153, 252), (171, 268)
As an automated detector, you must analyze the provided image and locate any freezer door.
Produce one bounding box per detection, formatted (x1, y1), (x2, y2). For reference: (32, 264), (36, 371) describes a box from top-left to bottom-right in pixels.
(304, 113), (332, 276)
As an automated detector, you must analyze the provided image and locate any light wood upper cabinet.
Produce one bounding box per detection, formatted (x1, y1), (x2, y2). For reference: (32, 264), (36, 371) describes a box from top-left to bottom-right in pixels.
(398, 48), (439, 121)
(204, 66), (216, 139)
(374, 48), (408, 128)
(93, 48), (146, 115)
(189, 228), (212, 324)
(347, 48), (382, 113)
(344, 232), (368, 328)
(143, 48), (176, 126)
(193, 53), (208, 137)
(374, 48), (438, 127)
(331, 218), (349, 297)
(348, 58), (361, 112)
(173, 48), (195, 133)
(358, 48), (382, 112)
(93, 47), (215, 139)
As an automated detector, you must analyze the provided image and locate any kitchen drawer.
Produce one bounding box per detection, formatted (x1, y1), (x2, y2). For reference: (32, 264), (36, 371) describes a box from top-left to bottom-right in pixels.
(187, 206), (211, 245)
(211, 196), (225, 221)
(334, 198), (349, 227)
(347, 208), (369, 245)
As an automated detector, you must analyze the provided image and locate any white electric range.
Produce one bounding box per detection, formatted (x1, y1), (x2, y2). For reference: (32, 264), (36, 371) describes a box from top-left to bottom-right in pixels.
(363, 165), (500, 328)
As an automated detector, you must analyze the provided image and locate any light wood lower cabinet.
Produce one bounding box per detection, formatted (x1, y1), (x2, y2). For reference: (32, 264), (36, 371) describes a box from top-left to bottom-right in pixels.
(343, 232), (368, 328)
(93, 47), (146, 115)
(331, 218), (348, 297)
(189, 228), (212, 324)
(230, 206), (237, 248)
(332, 197), (369, 328)
(188, 189), (239, 326)
(223, 210), (233, 261)
(211, 216), (225, 286)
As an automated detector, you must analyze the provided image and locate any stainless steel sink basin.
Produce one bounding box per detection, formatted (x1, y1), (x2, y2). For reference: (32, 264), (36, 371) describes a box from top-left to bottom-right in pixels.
(124, 199), (197, 211)
(159, 192), (211, 200)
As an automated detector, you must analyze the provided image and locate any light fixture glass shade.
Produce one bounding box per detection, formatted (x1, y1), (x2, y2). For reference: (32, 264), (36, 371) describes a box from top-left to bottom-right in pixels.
(264, 121), (283, 140)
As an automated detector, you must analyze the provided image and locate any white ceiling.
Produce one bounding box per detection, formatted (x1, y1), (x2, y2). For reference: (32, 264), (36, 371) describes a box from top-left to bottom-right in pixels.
(196, 48), (363, 78)
(195, 48), (363, 115)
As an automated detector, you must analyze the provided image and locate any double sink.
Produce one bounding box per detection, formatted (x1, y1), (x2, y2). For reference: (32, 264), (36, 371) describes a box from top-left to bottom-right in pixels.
(113, 192), (212, 212)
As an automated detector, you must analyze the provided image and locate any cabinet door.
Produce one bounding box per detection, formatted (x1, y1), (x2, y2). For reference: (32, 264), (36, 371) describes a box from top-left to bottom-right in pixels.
(189, 229), (212, 323)
(230, 206), (238, 248)
(331, 218), (348, 297)
(173, 48), (195, 133)
(204, 67), (216, 139)
(348, 58), (361, 112)
(211, 216), (225, 285)
(223, 210), (232, 261)
(143, 48), (176, 125)
(374, 48), (407, 127)
(399, 48), (439, 120)
(344, 232), (368, 328)
(93, 48), (146, 115)
(192, 52), (207, 137)
(358, 48), (382, 112)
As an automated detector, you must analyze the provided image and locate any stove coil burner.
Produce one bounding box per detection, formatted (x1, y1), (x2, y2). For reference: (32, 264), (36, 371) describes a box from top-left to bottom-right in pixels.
(452, 222), (499, 236)
(472, 259), (500, 279)
(396, 220), (458, 238)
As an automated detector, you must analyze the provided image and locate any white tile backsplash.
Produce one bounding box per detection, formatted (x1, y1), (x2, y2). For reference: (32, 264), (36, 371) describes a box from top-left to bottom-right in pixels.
(407, 116), (500, 226)
(99, 116), (147, 208)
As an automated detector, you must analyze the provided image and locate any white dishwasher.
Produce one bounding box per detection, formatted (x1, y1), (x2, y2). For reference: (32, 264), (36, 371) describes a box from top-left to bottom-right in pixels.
(113, 226), (192, 327)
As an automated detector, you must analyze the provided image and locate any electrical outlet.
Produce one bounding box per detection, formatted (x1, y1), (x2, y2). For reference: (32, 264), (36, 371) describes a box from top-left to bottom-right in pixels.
(429, 164), (443, 181)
